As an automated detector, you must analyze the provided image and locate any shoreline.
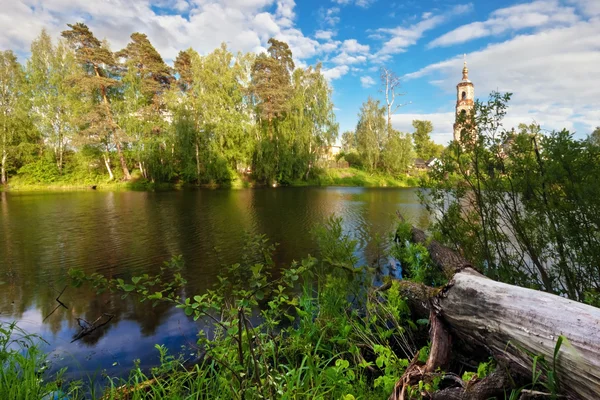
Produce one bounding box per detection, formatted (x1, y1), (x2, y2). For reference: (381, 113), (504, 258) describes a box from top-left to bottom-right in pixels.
(0, 168), (424, 193)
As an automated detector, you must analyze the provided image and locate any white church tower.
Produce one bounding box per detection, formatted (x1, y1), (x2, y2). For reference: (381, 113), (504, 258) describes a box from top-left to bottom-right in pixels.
(453, 55), (475, 143)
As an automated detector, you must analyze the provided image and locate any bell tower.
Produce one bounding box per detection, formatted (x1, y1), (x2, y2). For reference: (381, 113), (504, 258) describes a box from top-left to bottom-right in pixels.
(453, 55), (475, 143)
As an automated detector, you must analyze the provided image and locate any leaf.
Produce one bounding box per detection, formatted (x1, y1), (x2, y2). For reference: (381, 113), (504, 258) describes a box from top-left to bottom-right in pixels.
(132, 277), (142, 284)
(255, 290), (264, 300)
(122, 284), (135, 292)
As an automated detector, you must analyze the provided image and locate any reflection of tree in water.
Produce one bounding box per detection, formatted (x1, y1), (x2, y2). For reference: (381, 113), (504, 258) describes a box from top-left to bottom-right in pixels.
(69, 288), (173, 346)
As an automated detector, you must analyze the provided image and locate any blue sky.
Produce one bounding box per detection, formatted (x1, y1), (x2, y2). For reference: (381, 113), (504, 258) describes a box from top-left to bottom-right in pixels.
(1, 0), (599, 143)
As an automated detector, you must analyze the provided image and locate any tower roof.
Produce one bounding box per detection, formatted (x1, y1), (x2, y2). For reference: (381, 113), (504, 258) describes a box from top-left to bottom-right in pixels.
(462, 54), (470, 82)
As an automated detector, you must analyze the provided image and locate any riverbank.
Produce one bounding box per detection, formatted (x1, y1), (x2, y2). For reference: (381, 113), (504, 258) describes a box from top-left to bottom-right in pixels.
(1, 168), (423, 192)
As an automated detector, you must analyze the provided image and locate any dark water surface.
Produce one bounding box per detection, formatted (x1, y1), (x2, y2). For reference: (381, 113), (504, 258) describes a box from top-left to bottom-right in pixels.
(0, 187), (427, 379)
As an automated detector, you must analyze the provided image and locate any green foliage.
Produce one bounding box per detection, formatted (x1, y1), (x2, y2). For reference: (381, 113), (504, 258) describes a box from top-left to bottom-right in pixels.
(412, 120), (444, 161)
(62, 218), (428, 398)
(392, 223), (447, 286)
(424, 91), (600, 302)
(0, 321), (83, 399)
(3, 26), (344, 188)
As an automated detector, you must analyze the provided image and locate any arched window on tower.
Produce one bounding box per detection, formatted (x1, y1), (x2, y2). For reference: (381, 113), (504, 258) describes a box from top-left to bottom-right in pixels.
(460, 109), (466, 116)
(461, 91), (466, 100)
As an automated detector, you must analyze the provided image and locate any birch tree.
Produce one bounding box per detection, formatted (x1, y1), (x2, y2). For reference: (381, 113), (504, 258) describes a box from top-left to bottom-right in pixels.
(28, 29), (80, 174)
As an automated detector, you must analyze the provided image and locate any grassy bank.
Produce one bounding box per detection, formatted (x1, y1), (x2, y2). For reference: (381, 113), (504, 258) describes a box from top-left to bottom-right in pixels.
(1, 168), (421, 193)
(296, 168), (422, 187)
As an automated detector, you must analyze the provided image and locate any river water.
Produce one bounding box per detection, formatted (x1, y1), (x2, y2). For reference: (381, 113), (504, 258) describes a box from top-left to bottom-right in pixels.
(0, 187), (428, 380)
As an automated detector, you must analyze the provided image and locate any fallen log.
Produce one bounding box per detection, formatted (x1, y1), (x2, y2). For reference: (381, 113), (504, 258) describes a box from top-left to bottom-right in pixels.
(434, 268), (600, 399)
(390, 216), (600, 400)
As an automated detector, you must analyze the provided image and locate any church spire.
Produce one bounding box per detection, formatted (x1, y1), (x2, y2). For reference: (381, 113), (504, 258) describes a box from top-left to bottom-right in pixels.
(453, 54), (475, 143)
(462, 54), (469, 81)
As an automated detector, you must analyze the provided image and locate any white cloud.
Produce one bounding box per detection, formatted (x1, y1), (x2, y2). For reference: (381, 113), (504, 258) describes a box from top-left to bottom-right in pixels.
(332, 0), (376, 8)
(322, 65), (349, 81)
(391, 113), (454, 144)
(331, 51), (367, 65)
(315, 29), (335, 40)
(360, 75), (376, 88)
(428, 0), (580, 48)
(406, 18), (600, 138)
(375, 3), (473, 56)
(321, 7), (341, 26)
(0, 0), (325, 64)
(341, 39), (369, 53)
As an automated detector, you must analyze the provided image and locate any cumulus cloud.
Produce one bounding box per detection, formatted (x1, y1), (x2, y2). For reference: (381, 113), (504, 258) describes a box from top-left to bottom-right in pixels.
(322, 65), (349, 81)
(428, 0), (580, 48)
(405, 17), (600, 139)
(391, 113), (454, 144)
(0, 0), (327, 64)
(341, 39), (369, 53)
(375, 3), (473, 56)
(331, 51), (367, 65)
(315, 29), (336, 40)
(360, 76), (376, 88)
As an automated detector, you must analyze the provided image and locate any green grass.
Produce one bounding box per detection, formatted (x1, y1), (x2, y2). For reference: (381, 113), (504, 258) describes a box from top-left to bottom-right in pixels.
(2, 167), (422, 193)
(0, 322), (83, 399)
(295, 167), (422, 188)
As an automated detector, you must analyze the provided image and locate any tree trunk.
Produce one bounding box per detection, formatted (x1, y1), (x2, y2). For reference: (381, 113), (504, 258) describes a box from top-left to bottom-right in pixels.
(103, 153), (114, 181)
(391, 214), (600, 399)
(195, 140), (201, 184)
(1, 150), (7, 185)
(435, 268), (600, 400)
(115, 140), (131, 180)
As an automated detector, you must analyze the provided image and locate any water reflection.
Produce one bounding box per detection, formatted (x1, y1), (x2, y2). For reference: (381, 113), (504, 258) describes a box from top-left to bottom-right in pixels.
(0, 187), (427, 379)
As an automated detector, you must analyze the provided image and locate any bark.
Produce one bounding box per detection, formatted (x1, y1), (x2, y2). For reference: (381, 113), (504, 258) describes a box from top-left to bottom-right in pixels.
(410, 226), (474, 278)
(1, 150), (6, 185)
(115, 140), (131, 180)
(391, 214), (600, 399)
(436, 268), (600, 400)
(103, 153), (114, 181)
(195, 140), (201, 184)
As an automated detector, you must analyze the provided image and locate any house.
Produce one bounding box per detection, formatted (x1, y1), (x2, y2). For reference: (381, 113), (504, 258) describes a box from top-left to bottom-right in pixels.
(414, 158), (427, 170)
(425, 157), (440, 168)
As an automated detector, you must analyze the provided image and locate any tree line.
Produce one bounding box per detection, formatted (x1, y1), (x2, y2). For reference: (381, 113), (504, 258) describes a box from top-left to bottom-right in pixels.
(0, 24), (446, 187)
(340, 68), (444, 175)
(0, 25), (339, 186)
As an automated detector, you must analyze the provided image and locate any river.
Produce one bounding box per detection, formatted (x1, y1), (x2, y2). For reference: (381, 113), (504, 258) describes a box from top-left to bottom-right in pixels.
(0, 187), (428, 380)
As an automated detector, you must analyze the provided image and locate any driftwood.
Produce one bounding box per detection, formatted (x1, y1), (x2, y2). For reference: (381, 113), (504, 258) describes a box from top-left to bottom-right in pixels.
(390, 215), (600, 400)
(43, 285), (69, 322)
(71, 313), (114, 343)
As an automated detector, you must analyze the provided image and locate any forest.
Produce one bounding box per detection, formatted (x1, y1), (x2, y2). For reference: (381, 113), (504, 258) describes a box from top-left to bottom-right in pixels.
(0, 24), (443, 189)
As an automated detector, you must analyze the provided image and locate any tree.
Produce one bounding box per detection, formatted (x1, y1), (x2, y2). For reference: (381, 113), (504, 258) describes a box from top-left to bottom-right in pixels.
(61, 23), (131, 180)
(412, 120), (443, 160)
(588, 126), (600, 146)
(0, 51), (31, 185)
(251, 38), (295, 183)
(380, 67), (406, 136)
(28, 29), (80, 174)
(116, 32), (174, 180)
(280, 63), (338, 181)
(381, 130), (414, 174)
(341, 130), (356, 152)
(356, 97), (386, 172)
(116, 32), (173, 108)
(251, 38), (294, 136)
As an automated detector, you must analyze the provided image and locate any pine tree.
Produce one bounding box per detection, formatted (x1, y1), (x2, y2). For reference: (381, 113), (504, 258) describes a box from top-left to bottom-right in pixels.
(61, 23), (131, 180)
(251, 38), (294, 135)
